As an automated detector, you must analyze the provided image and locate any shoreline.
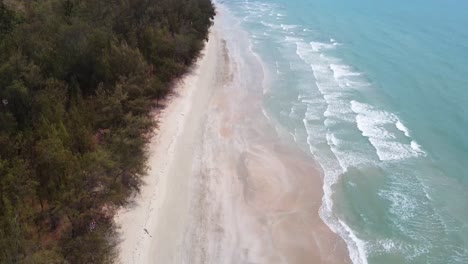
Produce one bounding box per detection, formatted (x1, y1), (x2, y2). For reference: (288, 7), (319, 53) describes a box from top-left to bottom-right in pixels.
(114, 29), (220, 263)
(115, 11), (351, 263)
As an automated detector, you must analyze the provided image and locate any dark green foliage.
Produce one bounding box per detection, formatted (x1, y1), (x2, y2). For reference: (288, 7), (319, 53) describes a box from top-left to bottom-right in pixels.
(0, 0), (214, 262)
(0, 1), (22, 36)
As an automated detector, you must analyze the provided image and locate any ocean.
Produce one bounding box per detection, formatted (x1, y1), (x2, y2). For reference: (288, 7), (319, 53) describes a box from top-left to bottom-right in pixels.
(216, 0), (468, 263)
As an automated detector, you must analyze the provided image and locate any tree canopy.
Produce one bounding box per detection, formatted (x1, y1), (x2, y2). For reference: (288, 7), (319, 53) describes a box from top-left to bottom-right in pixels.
(0, 0), (214, 262)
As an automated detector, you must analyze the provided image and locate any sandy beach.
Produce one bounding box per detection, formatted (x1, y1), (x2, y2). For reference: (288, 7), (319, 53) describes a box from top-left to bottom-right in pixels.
(115, 14), (351, 264)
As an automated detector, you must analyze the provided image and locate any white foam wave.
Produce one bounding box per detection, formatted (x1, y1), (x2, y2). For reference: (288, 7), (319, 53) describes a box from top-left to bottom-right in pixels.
(309, 141), (370, 264)
(379, 189), (418, 222)
(295, 36), (378, 262)
(279, 21), (428, 263)
(285, 35), (302, 44)
(330, 64), (362, 79)
(351, 101), (425, 161)
(410, 140), (425, 155)
(326, 133), (341, 147)
(379, 239), (397, 252)
(325, 134), (359, 171)
(339, 220), (369, 264)
(304, 103), (324, 122)
(294, 38), (365, 91)
(301, 97), (323, 105)
(310, 41), (335, 52)
(303, 119), (327, 152)
(396, 120), (411, 137)
(280, 24), (298, 31)
(301, 95), (371, 264)
(260, 21), (282, 29)
(375, 140), (421, 160)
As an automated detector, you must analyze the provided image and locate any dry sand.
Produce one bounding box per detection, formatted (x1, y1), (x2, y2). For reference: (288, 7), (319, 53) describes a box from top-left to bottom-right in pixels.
(115, 17), (351, 264)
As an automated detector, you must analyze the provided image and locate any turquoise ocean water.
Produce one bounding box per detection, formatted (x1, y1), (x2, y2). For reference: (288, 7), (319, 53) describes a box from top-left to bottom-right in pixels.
(218, 0), (468, 263)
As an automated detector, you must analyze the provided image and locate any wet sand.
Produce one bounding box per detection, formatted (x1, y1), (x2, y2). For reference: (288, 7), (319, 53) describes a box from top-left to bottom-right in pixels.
(116, 15), (351, 264)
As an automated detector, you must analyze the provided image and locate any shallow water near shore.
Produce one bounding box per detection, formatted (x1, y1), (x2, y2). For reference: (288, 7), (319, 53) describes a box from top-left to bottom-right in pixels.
(217, 0), (468, 263)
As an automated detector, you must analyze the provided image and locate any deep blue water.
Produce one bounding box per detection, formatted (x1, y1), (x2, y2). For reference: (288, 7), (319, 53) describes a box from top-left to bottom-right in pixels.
(218, 0), (468, 263)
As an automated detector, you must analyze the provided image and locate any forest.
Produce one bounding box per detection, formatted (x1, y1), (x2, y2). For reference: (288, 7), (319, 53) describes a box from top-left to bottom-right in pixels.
(0, 0), (214, 262)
